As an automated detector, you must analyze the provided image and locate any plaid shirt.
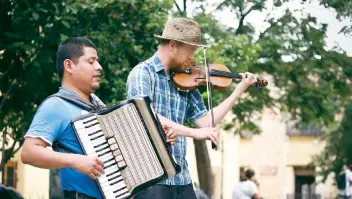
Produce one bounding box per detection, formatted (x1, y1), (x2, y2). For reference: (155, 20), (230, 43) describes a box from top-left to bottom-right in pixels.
(126, 54), (207, 185)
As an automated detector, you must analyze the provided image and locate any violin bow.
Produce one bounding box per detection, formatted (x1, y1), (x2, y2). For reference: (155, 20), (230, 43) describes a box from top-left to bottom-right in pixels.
(203, 47), (217, 150)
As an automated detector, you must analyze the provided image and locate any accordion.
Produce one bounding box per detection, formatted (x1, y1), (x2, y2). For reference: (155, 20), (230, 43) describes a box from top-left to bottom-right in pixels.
(72, 97), (181, 199)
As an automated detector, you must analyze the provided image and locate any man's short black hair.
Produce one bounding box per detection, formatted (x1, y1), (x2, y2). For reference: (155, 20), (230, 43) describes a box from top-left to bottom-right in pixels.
(245, 168), (255, 179)
(56, 37), (96, 79)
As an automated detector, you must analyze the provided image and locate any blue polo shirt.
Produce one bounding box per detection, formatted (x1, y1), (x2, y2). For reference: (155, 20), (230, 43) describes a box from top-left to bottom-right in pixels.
(25, 87), (102, 199)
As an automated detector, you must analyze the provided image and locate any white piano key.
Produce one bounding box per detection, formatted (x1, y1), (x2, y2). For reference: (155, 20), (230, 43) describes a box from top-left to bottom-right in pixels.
(105, 166), (120, 175)
(113, 186), (129, 197)
(91, 137), (108, 147)
(82, 137), (106, 148)
(101, 187), (115, 199)
(95, 143), (109, 151)
(108, 176), (124, 186)
(77, 125), (102, 136)
(116, 192), (130, 199)
(115, 185), (128, 192)
(73, 116), (97, 129)
(84, 144), (111, 157)
(104, 159), (116, 168)
(96, 148), (111, 156)
(78, 131), (104, 141)
(107, 171), (121, 180)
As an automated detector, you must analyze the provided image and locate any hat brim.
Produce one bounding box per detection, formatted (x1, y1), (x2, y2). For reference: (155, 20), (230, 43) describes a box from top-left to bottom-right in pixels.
(154, 34), (207, 48)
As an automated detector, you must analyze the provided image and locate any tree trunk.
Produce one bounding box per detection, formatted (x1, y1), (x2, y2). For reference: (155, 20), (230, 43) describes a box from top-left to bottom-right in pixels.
(1, 130), (6, 184)
(194, 139), (214, 197)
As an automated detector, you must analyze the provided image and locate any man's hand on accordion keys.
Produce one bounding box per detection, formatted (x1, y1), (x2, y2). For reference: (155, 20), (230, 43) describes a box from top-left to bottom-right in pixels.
(163, 124), (176, 145)
(70, 154), (105, 179)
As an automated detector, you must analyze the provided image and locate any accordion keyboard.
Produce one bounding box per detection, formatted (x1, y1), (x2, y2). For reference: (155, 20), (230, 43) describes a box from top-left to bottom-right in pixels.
(73, 101), (168, 199)
(74, 115), (130, 199)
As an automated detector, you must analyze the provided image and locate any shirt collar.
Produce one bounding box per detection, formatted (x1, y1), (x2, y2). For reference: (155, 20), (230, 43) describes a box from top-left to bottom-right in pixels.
(59, 87), (78, 96)
(58, 87), (95, 104)
(152, 54), (165, 73)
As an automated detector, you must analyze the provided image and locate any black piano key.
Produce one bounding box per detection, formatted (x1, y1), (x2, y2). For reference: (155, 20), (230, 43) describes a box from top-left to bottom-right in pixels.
(93, 142), (107, 148)
(104, 157), (115, 164)
(90, 134), (104, 141)
(96, 145), (110, 153)
(107, 173), (122, 182)
(113, 187), (127, 194)
(85, 121), (99, 128)
(106, 168), (119, 177)
(104, 161), (116, 169)
(98, 150), (111, 157)
(83, 117), (96, 124)
(115, 190), (129, 198)
(88, 129), (102, 136)
(109, 178), (123, 186)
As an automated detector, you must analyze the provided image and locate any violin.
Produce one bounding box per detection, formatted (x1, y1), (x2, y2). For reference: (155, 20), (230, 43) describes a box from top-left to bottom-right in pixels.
(171, 63), (268, 91)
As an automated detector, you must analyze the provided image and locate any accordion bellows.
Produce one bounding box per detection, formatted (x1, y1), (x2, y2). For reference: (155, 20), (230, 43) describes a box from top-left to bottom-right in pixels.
(72, 97), (181, 199)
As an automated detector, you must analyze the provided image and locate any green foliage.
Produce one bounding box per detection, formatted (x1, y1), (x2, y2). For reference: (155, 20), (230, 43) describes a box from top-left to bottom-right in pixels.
(0, 0), (172, 172)
(0, 0), (351, 188)
(176, 0), (352, 183)
(317, 0), (352, 35)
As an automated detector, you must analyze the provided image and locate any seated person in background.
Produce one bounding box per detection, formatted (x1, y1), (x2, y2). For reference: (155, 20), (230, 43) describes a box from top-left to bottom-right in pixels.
(232, 168), (261, 199)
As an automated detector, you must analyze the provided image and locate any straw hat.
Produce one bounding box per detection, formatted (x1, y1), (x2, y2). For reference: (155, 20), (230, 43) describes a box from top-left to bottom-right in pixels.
(154, 18), (206, 47)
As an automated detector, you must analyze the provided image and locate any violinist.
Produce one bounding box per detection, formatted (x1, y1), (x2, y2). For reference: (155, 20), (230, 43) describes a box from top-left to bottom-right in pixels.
(126, 17), (259, 199)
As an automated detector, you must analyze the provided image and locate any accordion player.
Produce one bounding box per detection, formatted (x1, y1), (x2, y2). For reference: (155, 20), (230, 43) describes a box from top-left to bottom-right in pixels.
(71, 97), (181, 199)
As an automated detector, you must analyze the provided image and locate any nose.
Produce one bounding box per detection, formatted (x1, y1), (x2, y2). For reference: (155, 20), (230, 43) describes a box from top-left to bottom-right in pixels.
(96, 61), (103, 71)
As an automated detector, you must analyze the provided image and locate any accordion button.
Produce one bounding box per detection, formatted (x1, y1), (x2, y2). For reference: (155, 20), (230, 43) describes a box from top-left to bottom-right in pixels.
(115, 155), (123, 162)
(113, 149), (121, 156)
(110, 143), (119, 151)
(118, 161), (126, 168)
(107, 138), (116, 145)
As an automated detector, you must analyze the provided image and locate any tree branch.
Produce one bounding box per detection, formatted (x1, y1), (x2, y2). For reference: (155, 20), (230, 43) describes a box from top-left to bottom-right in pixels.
(174, 0), (183, 16)
(0, 132), (21, 173)
(235, 6), (254, 35)
(0, 64), (14, 81)
(0, 79), (16, 112)
(183, 0), (187, 16)
(258, 20), (279, 40)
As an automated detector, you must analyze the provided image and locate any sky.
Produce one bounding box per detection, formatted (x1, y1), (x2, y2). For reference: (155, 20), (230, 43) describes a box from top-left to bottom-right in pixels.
(175, 0), (352, 56)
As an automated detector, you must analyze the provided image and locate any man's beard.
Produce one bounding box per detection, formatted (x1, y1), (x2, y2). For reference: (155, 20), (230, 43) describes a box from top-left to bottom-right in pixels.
(169, 57), (195, 73)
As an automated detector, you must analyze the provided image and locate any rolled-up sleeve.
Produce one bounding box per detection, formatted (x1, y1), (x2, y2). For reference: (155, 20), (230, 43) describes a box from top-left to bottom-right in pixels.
(126, 65), (153, 100)
(185, 89), (208, 121)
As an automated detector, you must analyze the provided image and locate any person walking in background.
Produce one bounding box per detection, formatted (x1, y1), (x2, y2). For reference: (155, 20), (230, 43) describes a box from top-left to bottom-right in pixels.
(338, 164), (352, 199)
(232, 168), (261, 199)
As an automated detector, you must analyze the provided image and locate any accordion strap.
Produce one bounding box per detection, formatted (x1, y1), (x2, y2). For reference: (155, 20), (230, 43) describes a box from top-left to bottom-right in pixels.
(39, 91), (106, 153)
(51, 92), (105, 113)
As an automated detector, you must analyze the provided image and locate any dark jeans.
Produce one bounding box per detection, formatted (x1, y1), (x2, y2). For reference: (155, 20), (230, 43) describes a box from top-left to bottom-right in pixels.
(63, 191), (97, 199)
(134, 184), (197, 199)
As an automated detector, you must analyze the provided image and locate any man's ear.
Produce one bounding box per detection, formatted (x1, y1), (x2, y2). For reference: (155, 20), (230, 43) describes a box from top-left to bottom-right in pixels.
(63, 59), (74, 74)
(169, 40), (177, 52)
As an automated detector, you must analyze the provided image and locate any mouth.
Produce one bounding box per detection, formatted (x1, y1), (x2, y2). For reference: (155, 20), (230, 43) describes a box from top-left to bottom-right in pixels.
(93, 74), (101, 80)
